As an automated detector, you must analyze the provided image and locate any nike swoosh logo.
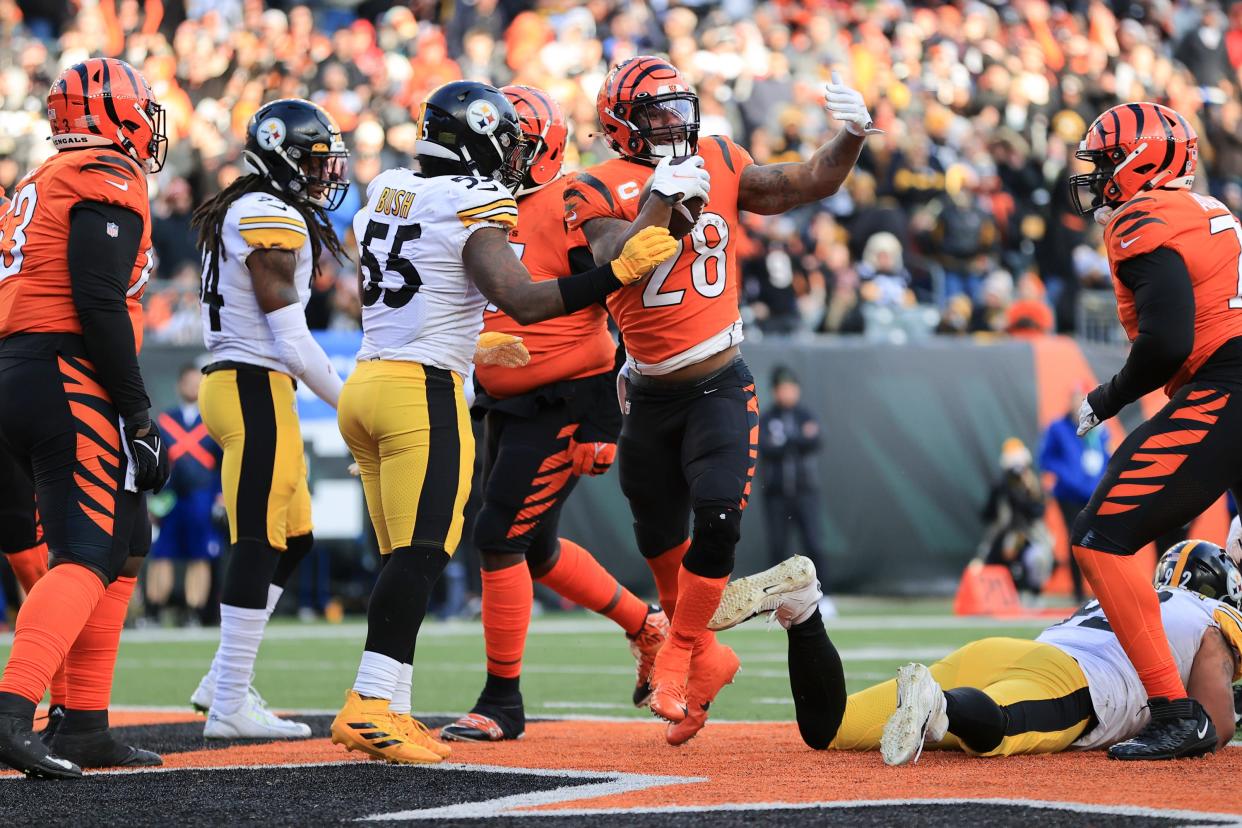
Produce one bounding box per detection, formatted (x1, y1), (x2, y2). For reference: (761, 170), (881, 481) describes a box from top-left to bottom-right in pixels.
(105, 179), (129, 192)
(704, 388), (718, 395)
(566, 211), (577, 223)
(1120, 236), (1141, 249)
(1197, 720), (1210, 739)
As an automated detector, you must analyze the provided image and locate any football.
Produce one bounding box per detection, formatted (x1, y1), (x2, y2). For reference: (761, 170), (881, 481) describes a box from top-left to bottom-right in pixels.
(637, 156), (704, 239)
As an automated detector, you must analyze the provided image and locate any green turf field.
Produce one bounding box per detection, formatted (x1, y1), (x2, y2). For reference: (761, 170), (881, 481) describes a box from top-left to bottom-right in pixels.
(1, 597), (1059, 720)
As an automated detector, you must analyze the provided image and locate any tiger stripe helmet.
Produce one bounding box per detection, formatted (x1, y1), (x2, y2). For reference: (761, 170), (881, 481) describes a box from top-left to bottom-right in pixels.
(1070, 102), (1197, 215)
(501, 85), (567, 196)
(1155, 539), (1242, 608)
(597, 56), (699, 165)
(47, 58), (167, 173)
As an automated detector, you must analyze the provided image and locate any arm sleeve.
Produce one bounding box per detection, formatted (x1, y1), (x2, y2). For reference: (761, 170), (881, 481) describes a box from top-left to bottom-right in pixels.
(1088, 247), (1196, 420)
(265, 304), (344, 408)
(68, 201), (150, 419)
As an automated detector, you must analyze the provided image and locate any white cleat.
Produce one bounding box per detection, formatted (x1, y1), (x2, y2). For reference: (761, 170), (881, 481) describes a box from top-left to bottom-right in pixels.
(881, 663), (948, 766)
(203, 692), (312, 740)
(708, 556), (821, 631)
(190, 673), (214, 713)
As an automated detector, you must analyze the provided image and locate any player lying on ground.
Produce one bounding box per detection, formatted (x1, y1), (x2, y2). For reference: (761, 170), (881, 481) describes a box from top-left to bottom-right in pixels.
(330, 80), (678, 765)
(441, 85), (668, 744)
(567, 57), (878, 745)
(1069, 101), (1242, 760)
(711, 544), (1242, 763)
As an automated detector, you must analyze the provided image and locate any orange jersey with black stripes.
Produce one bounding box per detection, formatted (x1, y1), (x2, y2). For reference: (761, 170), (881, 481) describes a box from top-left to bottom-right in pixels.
(565, 135), (754, 372)
(0, 148), (152, 348)
(1106, 188), (1242, 394)
(477, 177), (614, 398)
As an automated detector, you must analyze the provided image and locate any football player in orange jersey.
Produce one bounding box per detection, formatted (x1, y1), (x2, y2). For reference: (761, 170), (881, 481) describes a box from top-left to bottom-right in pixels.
(1069, 101), (1242, 760)
(0, 58), (169, 778)
(440, 86), (670, 743)
(565, 57), (876, 744)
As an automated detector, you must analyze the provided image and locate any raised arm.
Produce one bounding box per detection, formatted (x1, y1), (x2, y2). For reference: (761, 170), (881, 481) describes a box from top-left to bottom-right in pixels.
(462, 225), (677, 325)
(738, 73), (877, 216)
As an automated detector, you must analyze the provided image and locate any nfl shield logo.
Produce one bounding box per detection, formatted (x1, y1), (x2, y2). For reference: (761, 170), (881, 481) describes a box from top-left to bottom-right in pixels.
(106, 222), (119, 238)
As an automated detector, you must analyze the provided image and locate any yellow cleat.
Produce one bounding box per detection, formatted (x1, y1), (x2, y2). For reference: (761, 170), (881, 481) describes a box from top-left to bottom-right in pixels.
(394, 712), (452, 759)
(330, 691), (442, 765)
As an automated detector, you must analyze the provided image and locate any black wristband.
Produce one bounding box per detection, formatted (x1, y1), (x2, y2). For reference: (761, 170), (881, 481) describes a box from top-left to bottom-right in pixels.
(557, 262), (624, 315)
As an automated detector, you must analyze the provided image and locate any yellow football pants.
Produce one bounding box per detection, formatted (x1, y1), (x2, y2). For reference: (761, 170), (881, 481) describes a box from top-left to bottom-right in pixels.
(199, 366), (312, 550)
(830, 637), (1092, 757)
(337, 360), (473, 555)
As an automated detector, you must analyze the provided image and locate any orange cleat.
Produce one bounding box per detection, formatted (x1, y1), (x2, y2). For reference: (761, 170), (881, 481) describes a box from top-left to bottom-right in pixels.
(628, 605), (669, 707)
(647, 637), (694, 723)
(666, 640), (741, 746)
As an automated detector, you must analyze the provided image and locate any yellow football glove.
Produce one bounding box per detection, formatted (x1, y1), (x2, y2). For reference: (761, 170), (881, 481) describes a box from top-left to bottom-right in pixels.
(474, 331), (531, 368)
(610, 226), (679, 285)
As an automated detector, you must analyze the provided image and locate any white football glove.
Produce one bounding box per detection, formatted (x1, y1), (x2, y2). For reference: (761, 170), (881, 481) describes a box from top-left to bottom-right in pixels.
(649, 155), (711, 204)
(1076, 396), (1101, 437)
(824, 71), (882, 137)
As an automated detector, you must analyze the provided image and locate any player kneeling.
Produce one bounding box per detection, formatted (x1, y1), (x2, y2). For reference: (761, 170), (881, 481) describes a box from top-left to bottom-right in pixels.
(713, 542), (1241, 762)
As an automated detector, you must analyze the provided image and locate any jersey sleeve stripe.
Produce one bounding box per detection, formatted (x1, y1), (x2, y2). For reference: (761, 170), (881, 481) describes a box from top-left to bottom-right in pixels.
(461, 214), (517, 228)
(574, 173), (615, 211)
(93, 153), (142, 172)
(80, 163), (135, 181)
(457, 198), (517, 218)
(710, 136), (735, 173)
(237, 222), (307, 234)
(238, 215), (306, 229)
(239, 226), (307, 249)
(1114, 216), (1167, 237)
(459, 204), (519, 219)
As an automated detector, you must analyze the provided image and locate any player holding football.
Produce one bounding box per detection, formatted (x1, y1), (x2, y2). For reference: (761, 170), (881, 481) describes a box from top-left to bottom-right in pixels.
(330, 81), (676, 764)
(441, 85), (669, 744)
(566, 57), (874, 742)
(0, 58), (169, 778)
(1069, 102), (1242, 759)
(190, 99), (349, 740)
(714, 543), (1241, 762)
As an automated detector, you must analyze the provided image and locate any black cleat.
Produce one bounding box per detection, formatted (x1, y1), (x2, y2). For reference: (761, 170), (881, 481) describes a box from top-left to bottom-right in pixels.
(0, 705), (82, 779)
(38, 704), (66, 746)
(1108, 697), (1217, 761)
(50, 728), (162, 769)
(440, 698), (526, 742)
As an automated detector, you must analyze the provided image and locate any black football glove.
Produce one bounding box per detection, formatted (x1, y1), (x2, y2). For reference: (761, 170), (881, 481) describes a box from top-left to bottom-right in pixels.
(124, 412), (170, 494)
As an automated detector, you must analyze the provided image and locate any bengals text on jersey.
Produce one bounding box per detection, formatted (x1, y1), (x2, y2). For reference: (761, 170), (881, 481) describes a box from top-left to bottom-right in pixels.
(477, 176), (613, 398)
(1105, 188), (1242, 394)
(0, 148), (153, 349)
(565, 135), (753, 374)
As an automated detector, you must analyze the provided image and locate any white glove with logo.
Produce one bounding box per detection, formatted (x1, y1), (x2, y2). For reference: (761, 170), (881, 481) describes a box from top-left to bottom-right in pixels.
(649, 155), (711, 204)
(1076, 395), (1101, 437)
(824, 71), (882, 137)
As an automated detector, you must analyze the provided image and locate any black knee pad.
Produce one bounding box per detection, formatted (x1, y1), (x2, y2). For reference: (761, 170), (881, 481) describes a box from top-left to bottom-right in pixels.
(683, 506), (741, 579)
(1069, 511), (1129, 555)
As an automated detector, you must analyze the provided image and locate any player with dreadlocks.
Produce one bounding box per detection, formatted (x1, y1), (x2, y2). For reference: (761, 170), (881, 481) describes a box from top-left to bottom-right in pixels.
(189, 98), (349, 740)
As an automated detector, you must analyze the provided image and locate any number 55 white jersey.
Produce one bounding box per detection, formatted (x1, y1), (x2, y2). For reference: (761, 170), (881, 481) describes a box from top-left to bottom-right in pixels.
(352, 168), (518, 376)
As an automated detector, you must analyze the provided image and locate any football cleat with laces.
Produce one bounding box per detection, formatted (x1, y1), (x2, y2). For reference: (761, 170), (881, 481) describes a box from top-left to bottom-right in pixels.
(881, 663), (949, 766)
(330, 691), (442, 764)
(1108, 697), (1217, 760)
(440, 701), (526, 743)
(709, 556), (819, 631)
(393, 713), (452, 759)
(628, 605), (669, 707)
(204, 691), (311, 740)
(665, 640), (740, 745)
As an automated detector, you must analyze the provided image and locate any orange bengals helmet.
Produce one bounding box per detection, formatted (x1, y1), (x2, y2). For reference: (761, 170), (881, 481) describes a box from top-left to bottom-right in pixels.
(1070, 102), (1197, 215)
(47, 58), (167, 173)
(501, 85), (567, 195)
(597, 56), (698, 165)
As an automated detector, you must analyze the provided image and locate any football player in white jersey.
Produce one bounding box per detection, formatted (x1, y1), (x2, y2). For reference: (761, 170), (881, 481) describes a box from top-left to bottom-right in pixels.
(329, 80), (678, 764)
(709, 542), (1241, 762)
(189, 99), (349, 739)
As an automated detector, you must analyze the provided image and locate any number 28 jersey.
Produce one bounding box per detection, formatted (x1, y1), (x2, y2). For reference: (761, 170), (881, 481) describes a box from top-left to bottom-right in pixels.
(353, 170), (518, 376)
(565, 136), (753, 375)
(1105, 188), (1242, 394)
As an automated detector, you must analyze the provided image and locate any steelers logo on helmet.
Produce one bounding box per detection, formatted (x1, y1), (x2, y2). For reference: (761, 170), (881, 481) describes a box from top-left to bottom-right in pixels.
(256, 117), (286, 150)
(466, 99), (500, 135)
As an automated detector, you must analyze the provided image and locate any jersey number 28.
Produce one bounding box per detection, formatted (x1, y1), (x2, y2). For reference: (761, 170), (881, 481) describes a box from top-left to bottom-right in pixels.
(642, 212), (729, 308)
(0, 182), (38, 281)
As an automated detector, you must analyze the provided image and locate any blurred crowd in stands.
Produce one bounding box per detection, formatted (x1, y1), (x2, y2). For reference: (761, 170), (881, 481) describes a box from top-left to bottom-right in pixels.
(3, 0), (1242, 344)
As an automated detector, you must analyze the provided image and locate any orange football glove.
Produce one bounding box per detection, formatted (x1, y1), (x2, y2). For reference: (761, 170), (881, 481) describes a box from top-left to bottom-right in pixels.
(568, 439), (616, 476)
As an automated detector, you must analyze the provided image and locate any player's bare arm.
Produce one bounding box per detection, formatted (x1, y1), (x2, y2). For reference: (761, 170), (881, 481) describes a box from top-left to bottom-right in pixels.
(248, 248), (302, 312)
(463, 225), (677, 324)
(580, 157), (706, 264)
(1185, 627), (1239, 750)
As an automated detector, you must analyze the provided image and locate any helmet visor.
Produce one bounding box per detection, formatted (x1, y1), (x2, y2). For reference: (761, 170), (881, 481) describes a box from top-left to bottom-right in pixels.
(143, 99), (168, 173)
(304, 149), (351, 211)
(630, 94), (699, 158)
(1068, 148), (1118, 216)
